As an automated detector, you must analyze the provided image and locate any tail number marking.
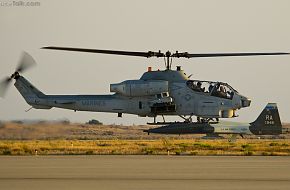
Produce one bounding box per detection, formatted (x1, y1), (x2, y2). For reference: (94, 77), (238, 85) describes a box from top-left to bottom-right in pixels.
(265, 114), (274, 125)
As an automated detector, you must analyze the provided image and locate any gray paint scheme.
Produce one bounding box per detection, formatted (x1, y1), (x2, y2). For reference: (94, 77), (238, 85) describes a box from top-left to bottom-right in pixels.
(144, 103), (282, 136)
(13, 68), (251, 119)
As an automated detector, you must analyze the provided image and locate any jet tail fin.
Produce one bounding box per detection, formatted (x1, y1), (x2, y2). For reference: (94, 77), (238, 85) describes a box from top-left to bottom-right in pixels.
(249, 103), (282, 135)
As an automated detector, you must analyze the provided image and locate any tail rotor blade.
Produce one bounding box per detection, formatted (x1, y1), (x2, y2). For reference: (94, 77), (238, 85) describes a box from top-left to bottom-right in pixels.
(16, 51), (36, 73)
(0, 77), (12, 98)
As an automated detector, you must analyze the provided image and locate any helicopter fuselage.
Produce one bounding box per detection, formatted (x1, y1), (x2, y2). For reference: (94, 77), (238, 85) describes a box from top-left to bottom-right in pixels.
(14, 67), (251, 121)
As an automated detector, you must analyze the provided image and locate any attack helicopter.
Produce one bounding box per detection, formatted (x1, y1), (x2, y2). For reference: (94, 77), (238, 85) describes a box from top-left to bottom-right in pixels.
(0, 47), (288, 125)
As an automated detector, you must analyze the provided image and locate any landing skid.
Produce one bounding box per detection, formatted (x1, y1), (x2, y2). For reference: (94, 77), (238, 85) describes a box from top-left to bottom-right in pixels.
(147, 121), (191, 125)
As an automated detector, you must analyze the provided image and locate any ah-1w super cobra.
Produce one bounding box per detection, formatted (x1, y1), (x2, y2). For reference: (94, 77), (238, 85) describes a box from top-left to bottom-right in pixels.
(0, 47), (288, 124)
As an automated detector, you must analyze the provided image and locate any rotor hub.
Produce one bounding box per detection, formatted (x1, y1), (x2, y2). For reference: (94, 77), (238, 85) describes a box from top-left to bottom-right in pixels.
(11, 72), (20, 80)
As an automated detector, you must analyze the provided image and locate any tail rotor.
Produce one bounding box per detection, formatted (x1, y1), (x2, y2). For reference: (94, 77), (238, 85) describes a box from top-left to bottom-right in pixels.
(0, 52), (36, 98)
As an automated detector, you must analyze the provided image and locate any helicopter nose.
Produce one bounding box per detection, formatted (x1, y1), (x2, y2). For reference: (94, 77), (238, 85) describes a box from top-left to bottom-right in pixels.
(241, 97), (251, 107)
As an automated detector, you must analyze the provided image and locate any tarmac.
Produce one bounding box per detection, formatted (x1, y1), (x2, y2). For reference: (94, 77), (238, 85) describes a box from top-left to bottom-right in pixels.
(0, 156), (290, 190)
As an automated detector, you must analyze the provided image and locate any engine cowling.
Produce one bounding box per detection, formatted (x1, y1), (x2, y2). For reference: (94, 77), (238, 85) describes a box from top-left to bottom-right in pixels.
(110, 80), (168, 97)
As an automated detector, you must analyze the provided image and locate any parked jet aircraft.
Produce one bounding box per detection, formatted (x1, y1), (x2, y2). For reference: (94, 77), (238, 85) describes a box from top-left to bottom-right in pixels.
(144, 103), (283, 140)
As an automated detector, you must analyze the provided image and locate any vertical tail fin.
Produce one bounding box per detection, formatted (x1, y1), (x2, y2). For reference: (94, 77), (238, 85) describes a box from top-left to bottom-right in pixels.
(249, 103), (282, 135)
(14, 76), (45, 105)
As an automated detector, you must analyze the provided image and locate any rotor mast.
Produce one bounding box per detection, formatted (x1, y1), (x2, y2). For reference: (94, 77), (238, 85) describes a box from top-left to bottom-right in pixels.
(165, 51), (172, 70)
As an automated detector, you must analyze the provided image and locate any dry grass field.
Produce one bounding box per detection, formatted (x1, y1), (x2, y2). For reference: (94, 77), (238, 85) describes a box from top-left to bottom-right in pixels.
(0, 122), (203, 140)
(0, 122), (290, 156)
(0, 139), (290, 156)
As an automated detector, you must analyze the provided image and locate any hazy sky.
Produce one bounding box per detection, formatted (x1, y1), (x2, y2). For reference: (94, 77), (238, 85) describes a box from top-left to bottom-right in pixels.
(1, 0), (290, 125)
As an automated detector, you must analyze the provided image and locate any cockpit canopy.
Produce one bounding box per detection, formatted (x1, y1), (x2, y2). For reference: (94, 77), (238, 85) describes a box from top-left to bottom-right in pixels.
(186, 80), (238, 99)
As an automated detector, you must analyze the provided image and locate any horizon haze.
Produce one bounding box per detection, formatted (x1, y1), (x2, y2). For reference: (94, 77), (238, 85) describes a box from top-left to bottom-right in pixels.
(1, 0), (290, 125)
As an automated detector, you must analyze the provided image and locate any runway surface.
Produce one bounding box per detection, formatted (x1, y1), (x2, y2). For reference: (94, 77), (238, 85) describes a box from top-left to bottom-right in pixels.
(0, 156), (290, 190)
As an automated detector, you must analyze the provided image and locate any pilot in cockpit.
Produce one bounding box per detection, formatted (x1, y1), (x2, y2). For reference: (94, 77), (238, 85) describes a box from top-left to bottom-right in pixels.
(210, 83), (234, 99)
(196, 82), (205, 92)
(208, 84), (214, 93)
(219, 85), (227, 98)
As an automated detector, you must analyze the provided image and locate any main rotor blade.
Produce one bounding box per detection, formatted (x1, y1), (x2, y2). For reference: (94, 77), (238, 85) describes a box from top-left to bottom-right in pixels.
(0, 77), (12, 98)
(42, 46), (164, 58)
(16, 51), (37, 73)
(173, 52), (289, 58)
